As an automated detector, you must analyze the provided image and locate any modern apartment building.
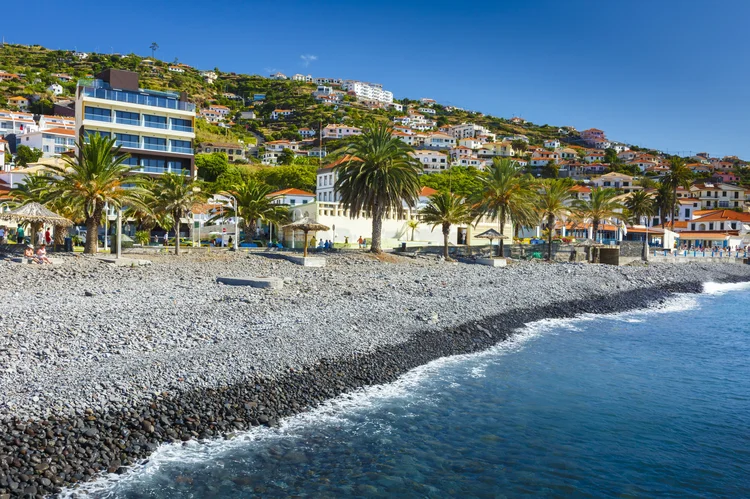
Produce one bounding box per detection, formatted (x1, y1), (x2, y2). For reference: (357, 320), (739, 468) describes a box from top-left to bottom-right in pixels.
(340, 80), (394, 104)
(75, 69), (196, 176)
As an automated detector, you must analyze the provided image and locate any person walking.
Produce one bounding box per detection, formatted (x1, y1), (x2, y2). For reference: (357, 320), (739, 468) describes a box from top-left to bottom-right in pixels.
(0, 226), (5, 244)
(16, 226), (24, 244)
(36, 229), (44, 247)
(44, 228), (52, 246)
(357, 236), (364, 249)
(163, 232), (169, 246)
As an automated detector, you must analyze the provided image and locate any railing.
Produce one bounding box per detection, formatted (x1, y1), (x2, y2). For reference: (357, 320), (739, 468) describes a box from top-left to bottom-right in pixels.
(143, 142), (167, 151)
(144, 121), (168, 130)
(84, 113), (112, 122)
(655, 249), (748, 258)
(138, 166), (187, 175)
(170, 124), (194, 133)
(115, 116), (140, 126)
(81, 86), (196, 112)
(115, 140), (140, 149)
(170, 146), (193, 154)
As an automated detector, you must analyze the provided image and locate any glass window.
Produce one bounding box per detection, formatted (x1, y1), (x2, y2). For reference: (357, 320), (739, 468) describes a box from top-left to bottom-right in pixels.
(141, 157), (166, 173)
(115, 110), (140, 126)
(170, 139), (192, 153)
(84, 106), (111, 122)
(143, 137), (167, 151)
(115, 133), (139, 148)
(54, 146), (66, 153)
(167, 160), (186, 174)
(83, 130), (110, 140)
(120, 156), (138, 166)
(144, 115), (167, 129)
(170, 118), (192, 132)
(43, 145), (49, 152)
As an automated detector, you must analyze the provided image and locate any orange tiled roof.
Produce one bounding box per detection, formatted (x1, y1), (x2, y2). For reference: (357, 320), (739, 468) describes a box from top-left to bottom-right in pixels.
(268, 188), (315, 197)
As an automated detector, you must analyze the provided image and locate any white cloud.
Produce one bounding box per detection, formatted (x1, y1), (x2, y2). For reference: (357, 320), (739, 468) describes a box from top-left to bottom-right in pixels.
(300, 54), (318, 67)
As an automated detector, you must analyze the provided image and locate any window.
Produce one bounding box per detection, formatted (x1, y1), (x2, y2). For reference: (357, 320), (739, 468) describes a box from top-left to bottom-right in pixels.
(115, 133), (139, 148)
(115, 110), (140, 126)
(121, 156), (138, 167)
(170, 139), (192, 154)
(691, 223), (696, 230)
(731, 223), (737, 230)
(709, 223), (714, 230)
(141, 157), (166, 173)
(144, 115), (167, 129)
(85, 106), (111, 122)
(143, 137), (166, 151)
(168, 160), (186, 174)
(54, 146), (66, 154)
(43, 145), (49, 152)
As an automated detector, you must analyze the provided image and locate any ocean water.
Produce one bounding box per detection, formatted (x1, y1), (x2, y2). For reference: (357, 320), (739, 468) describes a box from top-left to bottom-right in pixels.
(70, 282), (750, 498)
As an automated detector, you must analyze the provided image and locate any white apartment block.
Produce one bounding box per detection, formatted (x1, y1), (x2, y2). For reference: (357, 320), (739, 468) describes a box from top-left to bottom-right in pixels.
(422, 132), (456, 149)
(340, 80), (394, 104)
(270, 109), (294, 120)
(317, 165), (340, 203)
(0, 138), (6, 170)
(449, 123), (491, 140)
(411, 150), (448, 173)
(76, 69), (196, 176)
(16, 128), (76, 158)
(322, 124), (362, 140)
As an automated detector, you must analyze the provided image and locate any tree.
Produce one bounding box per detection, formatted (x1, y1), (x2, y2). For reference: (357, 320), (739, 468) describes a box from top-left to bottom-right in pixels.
(9, 173), (53, 244)
(572, 187), (624, 262)
(419, 192), (473, 260)
(48, 134), (146, 254)
(511, 139), (528, 154)
(420, 166), (484, 198)
(479, 158), (535, 257)
(406, 219), (419, 241)
(625, 191), (656, 261)
(277, 148), (296, 165)
(254, 164), (317, 192)
(216, 179), (289, 243)
(15, 145), (43, 167)
(604, 148), (619, 165)
(152, 174), (207, 255)
(664, 157), (692, 231)
(535, 179), (573, 261)
(655, 182), (673, 227)
(196, 152), (230, 182)
(333, 122), (422, 253)
(149, 42), (159, 59)
(541, 160), (559, 179)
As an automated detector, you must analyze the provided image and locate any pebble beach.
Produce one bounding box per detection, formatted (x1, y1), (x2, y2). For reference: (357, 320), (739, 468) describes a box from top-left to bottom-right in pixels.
(1, 252), (749, 497)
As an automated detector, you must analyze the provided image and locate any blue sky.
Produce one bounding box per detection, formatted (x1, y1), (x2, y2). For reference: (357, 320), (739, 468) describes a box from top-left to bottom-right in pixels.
(5, 0), (750, 158)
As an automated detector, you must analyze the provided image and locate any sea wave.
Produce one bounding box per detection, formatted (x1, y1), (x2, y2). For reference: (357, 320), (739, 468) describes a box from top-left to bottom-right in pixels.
(703, 281), (750, 295)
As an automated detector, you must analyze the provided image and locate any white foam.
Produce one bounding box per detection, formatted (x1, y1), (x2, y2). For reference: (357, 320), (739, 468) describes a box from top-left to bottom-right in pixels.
(703, 281), (750, 295)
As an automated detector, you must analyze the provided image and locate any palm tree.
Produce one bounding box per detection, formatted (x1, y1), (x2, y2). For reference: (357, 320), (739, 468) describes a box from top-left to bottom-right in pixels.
(625, 191), (656, 261)
(48, 134), (146, 254)
(149, 42), (159, 59)
(9, 173), (53, 243)
(655, 182), (673, 228)
(535, 179), (574, 261)
(333, 122), (422, 253)
(406, 219), (419, 241)
(573, 188), (624, 243)
(215, 179), (289, 243)
(664, 157), (692, 230)
(152, 174), (207, 255)
(419, 192), (473, 260)
(478, 158), (535, 257)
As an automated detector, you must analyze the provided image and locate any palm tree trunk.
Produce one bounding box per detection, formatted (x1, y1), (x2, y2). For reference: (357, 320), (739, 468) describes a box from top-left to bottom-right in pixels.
(593, 220), (600, 263)
(371, 207), (383, 253)
(498, 206), (506, 258)
(174, 211), (180, 256)
(84, 206), (102, 254)
(443, 224), (450, 260)
(303, 231), (309, 257)
(547, 215), (554, 261)
(670, 187), (677, 231)
(53, 224), (65, 248)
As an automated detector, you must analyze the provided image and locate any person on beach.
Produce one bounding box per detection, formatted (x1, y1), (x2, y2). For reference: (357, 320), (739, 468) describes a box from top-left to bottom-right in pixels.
(357, 236), (364, 249)
(16, 226), (24, 244)
(44, 228), (52, 246)
(23, 244), (34, 261)
(228, 236), (234, 248)
(310, 235), (317, 249)
(35, 244), (52, 264)
(0, 226), (5, 244)
(36, 229), (44, 247)
(163, 233), (169, 246)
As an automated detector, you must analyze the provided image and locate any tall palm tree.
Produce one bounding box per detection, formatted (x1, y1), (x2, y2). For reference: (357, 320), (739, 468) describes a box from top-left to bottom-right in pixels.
(479, 158), (536, 257)
(572, 188), (624, 243)
(9, 173), (53, 244)
(152, 174), (207, 255)
(535, 179), (574, 261)
(149, 42), (159, 59)
(215, 179), (289, 243)
(333, 122), (422, 253)
(419, 192), (473, 261)
(664, 157), (692, 230)
(48, 133), (146, 254)
(625, 190), (656, 261)
(655, 182), (673, 228)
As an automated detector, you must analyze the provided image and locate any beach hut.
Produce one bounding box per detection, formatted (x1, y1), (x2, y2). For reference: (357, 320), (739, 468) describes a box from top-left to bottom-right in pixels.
(0, 202), (73, 247)
(282, 217), (330, 257)
(475, 228), (503, 257)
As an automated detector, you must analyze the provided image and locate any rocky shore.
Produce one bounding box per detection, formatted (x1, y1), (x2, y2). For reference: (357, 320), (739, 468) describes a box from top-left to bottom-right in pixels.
(0, 252), (749, 497)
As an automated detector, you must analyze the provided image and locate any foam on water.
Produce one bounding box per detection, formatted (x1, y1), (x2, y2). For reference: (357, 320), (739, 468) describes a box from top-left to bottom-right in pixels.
(703, 280), (750, 295)
(60, 282), (739, 497)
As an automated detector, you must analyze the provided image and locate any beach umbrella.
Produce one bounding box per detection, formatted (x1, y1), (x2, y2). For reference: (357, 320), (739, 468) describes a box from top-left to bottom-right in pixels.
(0, 202), (73, 246)
(282, 217), (330, 257)
(475, 228), (503, 257)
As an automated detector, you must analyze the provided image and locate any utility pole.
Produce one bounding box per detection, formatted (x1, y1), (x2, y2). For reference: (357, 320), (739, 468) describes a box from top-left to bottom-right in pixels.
(115, 208), (122, 259)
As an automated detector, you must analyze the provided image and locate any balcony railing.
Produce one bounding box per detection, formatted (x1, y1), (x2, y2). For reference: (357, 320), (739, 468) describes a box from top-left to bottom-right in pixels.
(115, 117), (140, 126)
(115, 140), (140, 149)
(144, 121), (168, 130)
(114, 140), (193, 155)
(81, 86), (196, 112)
(138, 166), (188, 175)
(170, 146), (193, 154)
(85, 113), (112, 123)
(143, 142), (168, 152)
(170, 124), (194, 133)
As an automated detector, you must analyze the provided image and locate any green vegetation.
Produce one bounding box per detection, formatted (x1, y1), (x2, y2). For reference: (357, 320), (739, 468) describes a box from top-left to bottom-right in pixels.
(419, 192), (474, 260)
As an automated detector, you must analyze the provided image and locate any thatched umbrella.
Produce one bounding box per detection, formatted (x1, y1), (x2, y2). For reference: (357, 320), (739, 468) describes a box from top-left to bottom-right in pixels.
(282, 217), (330, 257)
(476, 228), (503, 257)
(0, 202), (73, 247)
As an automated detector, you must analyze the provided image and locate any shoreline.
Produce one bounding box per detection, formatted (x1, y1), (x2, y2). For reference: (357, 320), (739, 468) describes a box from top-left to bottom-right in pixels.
(0, 256), (749, 496)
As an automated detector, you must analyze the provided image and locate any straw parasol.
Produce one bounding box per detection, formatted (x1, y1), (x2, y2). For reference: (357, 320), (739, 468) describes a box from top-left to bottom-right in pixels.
(475, 228), (503, 257)
(282, 217), (330, 257)
(0, 202), (73, 246)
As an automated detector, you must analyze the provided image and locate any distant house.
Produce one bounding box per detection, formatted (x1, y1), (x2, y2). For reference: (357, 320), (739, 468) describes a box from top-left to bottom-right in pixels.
(299, 128), (316, 138)
(544, 139), (561, 149)
(291, 74), (306, 82)
(8, 96), (29, 111)
(270, 109), (294, 120)
(197, 142), (247, 162)
(0, 72), (19, 82)
(201, 70), (218, 84)
(200, 109), (223, 123)
(239, 110), (256, 120)
(322, 124), (361, 139)
(510, 116), (525, 124)
(208, 104), (231, 118)
(47, 83), (64, 96)
(269, 72), (287, 80)
(268, 188), (316, 206)
(410, 150), (449, 173)
(591, 172), (641, 192)
(168, 66), (185, 73)
(73, 51), (88, 60)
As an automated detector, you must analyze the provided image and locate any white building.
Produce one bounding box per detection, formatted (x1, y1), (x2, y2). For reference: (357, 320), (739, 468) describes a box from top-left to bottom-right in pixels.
(544, 139), (561, 149)
(47, 83), (64, 96)
(269, 72), (287, 80)
(168, 66), (185, 73)
(448, 123), (491, 140)
(322, 124), (362, 140)
(268, 188), (316, 206)
(201, 71), (218, 84)
(16, 128), (76, 158)
(422, 132), (456, 150)
(292, 74), (306, 82)
(340, 80), (394, 104)
(270, 109), (294, 120)
(411, 150), (448, 173)
(0, 137), (6, 170)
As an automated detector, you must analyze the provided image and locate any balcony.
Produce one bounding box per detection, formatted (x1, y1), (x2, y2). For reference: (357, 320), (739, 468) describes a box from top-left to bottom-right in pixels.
(144, 121), (168, 130)
(85, 113), (112, 123)
(143, 142), (168, 152)
(115, 116), (140, 126)
(170, 123), (194, 133)
(138, 166), (188, 175)
(171, 146), (193, 154)
(81, 85), (196, 112)
(116, 140), (193, 155)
